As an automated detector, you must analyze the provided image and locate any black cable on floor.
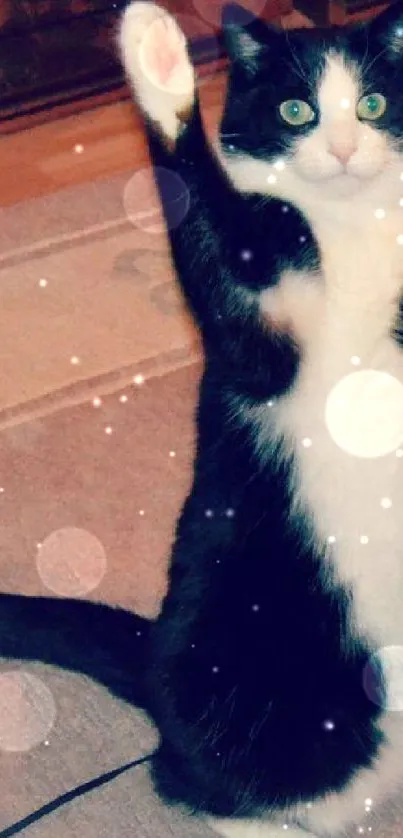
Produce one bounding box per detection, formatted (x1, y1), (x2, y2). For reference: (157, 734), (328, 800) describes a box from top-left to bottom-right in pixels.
(0, 752), (154, 837)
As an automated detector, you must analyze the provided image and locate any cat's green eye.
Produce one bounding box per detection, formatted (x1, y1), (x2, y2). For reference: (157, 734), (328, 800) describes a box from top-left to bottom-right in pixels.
(357, 93), (387, 121)
(279, 99), (315, 127)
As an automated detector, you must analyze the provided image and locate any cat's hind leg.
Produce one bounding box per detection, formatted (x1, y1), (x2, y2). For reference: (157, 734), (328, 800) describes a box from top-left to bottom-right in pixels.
(118, 1), (195, 145)
(209, 818), (318, 838)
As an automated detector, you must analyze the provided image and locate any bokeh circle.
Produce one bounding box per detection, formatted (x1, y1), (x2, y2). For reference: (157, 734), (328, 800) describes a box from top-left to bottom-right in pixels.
(325, 370), (403, 458)
(123, 166), (190, 234)
(36, 527), (107, 597)
(0, 671), (56, 752)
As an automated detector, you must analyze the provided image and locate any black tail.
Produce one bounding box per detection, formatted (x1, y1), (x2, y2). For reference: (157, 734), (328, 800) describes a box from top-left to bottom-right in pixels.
(0, 593), (151, 709)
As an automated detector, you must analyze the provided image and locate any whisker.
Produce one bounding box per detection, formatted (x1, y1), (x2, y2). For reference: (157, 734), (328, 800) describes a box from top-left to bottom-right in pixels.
(360, 25), (370, 76)
(360, 43), (390, 81)
(219, 132), (243, 139)
(284, 29), (310, 87)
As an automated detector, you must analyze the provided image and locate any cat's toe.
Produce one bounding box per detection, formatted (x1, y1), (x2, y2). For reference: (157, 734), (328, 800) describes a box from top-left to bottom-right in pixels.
(119, 1), (195, 143)
(208, 819), (318, 838)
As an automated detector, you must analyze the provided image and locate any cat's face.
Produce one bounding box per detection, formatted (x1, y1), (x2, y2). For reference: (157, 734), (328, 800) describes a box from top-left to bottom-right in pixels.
(218, 3), (403, 203)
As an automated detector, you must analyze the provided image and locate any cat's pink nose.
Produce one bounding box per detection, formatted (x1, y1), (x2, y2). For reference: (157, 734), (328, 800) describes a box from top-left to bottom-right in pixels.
(329, 142), (357, 165)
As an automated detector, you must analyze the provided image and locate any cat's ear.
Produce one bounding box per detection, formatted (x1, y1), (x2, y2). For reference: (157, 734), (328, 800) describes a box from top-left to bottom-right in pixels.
(368, 1), (403, 60)
(222, 3), (270, 73)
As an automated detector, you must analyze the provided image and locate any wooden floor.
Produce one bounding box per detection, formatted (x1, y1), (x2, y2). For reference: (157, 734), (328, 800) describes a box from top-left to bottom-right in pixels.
(0, 73), (226, 210)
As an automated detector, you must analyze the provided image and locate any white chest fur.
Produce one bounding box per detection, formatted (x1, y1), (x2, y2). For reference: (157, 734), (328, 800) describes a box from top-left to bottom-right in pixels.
(259, 207), (403, 653)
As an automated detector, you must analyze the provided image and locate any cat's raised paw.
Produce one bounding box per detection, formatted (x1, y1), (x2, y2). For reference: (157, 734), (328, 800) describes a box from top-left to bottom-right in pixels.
(119, 1), (195, 143)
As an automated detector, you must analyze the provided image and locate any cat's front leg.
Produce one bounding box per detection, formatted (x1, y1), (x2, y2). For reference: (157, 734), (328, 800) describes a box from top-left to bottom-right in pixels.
(118, 1), (195, 146)
(119, 2), (319, 400)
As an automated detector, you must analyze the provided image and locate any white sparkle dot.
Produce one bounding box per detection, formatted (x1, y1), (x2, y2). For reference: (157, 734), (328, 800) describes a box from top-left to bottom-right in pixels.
(267, 400), (274, 407)
(365, 799), (373, 807)
(139, 509), (145, 516)
(306, 803), (313, 809)
(191, 644), (195, 648)
(340, 97), (351, 109)
(74, 143), (84, 153)
(267, 174), (277, 185)
(216, 559), (221, 564)
(228, 144), (235, 151)
(252, 604), (260, 612)
(360, 535), (369, 544)
(0, 487), (4, 494)
(302, 437), (312, 448)
(44, 740), (50, 746)
(381, 497), (392, 509)
(358, 828), (365, 835)
(70, 355), (80, 365)
(36, 542), (42, 549)
(299, 235), (307, 243)
(374, 208), (386, 220)
(133, 374), (145, 386)
(169, 450), (176, 458)
(119, 394), (128, 403)
(400, 173), (403, 181)
(274, 159), (286, 171)
(325, 371), (403, 458)
(225, 508), (235, 518)
(351, 356), (361, 366)
(38, 278), (48, 288)
(136, 631), (142, 636)
(365, 806), (371, 813)
(104, 426), (113, 435)
(92, 397), (102, 408)
(323, 719), (335, 731)
(212, 666), (219, 674)
(283, 825), (289, 831)
(397, 234), (403, 245)
(396, 26), (403, 37)
(205, 509), (214, 518)
(282, 205), (289, 213)
(327, 535), (336, 544)
(240, 249), (253, 261)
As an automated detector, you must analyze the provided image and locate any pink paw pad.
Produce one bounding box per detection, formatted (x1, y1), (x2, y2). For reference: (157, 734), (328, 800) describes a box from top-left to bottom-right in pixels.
(139, 16), (190, 93)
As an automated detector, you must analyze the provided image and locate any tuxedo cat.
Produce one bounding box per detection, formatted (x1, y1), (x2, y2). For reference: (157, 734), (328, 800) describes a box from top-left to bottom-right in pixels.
(2, 3), (403, 837)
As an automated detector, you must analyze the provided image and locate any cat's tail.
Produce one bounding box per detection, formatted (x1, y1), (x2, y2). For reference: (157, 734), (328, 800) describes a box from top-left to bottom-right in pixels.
(0, 593), (152, 709)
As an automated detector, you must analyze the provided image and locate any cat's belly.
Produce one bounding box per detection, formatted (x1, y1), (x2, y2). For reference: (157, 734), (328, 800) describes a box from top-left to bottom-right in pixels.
(258, 231), (403, 656)
(274, 340), (403, 650)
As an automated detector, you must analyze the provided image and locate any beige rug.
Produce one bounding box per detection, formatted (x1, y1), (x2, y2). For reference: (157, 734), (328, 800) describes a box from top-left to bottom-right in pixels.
(0, 168), (202, 428)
